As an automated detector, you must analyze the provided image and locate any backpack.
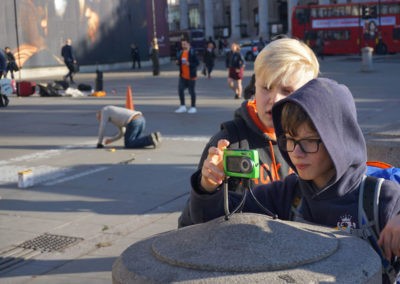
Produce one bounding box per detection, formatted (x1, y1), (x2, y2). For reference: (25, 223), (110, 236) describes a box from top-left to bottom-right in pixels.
(356, 161), (400, 283)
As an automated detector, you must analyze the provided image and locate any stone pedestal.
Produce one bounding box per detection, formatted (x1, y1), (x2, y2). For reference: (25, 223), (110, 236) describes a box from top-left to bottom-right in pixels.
(112, 213), (381, 283)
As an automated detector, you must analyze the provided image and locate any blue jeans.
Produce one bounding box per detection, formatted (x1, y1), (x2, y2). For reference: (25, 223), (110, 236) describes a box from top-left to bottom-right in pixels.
(124, 116), (153, 148)
(178, 77), (196, 107)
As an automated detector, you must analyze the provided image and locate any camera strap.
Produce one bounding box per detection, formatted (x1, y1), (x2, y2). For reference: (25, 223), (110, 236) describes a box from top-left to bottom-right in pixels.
(223, 178), (247, 220)
(223, 178), (277, 220)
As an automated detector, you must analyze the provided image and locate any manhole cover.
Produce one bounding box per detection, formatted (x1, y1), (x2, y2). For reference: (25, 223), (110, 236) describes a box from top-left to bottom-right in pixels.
(17, 233), (83, 252)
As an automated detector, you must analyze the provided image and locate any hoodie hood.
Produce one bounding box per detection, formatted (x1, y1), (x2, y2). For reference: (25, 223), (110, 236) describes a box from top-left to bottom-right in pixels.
(272, 78), (367, 199)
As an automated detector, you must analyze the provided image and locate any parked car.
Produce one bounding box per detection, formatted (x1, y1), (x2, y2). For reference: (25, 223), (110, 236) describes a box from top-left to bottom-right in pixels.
(223, 39), (267, 61)
(239, 40), (261, 61)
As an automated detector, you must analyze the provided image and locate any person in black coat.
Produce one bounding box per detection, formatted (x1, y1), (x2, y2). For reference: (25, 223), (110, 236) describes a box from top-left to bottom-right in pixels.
(130, 44), (141, 69)
(149, 38), (160, 76)
(203, 42), (216, 78)
(61, 38), (77, 84)
(4, 47), (18, 79)
(0, 49), (6, 79)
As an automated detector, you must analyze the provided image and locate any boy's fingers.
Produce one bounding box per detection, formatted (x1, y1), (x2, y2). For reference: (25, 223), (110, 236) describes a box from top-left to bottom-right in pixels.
(217, 139), (230, 151)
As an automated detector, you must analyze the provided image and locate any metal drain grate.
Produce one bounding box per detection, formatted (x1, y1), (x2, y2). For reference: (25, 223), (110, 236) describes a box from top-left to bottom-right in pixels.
(0, 233), (84, 274)
(17, 233), (84, 252)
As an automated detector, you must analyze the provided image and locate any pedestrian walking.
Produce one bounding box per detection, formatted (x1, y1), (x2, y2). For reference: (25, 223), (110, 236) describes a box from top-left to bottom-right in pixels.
(226, 42), (245, 99)
(61, 38), (77, 84)
(0, 49), (6, 79)
(315, 32), (325, 60)
(218, 37), (224, 56)
(174, 38), (199, 114)
(130, 44), (141, 69)
(4, 47), (18, 79)
(149, 38), (160, 76)
(203, 42), (216, 79)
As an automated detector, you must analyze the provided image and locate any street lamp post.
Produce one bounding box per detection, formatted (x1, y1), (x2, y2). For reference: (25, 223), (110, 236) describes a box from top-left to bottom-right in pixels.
(13, 0), (21, 80)
(152, 0), (157, 39)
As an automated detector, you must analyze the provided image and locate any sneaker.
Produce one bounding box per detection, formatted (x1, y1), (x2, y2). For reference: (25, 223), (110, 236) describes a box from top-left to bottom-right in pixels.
(187, 107), (197, 114)
(150, 132), (159, 148)
(174, 106), (187, 113)
(154, 131), (162, 144)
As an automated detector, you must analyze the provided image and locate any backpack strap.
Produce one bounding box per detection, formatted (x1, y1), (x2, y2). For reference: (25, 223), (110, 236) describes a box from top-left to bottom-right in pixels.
(359, 176), (384, 237)
(354, 175), (383, 240)
(356, 175), (399, 282)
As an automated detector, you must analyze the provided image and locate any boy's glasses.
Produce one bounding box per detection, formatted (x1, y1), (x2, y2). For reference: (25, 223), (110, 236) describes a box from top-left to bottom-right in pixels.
(278, 136), (322, 153)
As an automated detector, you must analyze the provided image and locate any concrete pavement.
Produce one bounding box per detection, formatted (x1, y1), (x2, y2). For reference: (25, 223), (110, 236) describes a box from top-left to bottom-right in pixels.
(0, 54), (399, 283)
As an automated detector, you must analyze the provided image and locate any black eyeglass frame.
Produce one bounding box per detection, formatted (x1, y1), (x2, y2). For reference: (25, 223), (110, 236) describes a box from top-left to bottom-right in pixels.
(277, 136), (323, 154)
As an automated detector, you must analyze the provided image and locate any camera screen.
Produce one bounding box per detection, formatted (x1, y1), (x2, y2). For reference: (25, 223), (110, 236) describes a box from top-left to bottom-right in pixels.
(226, 156), (253, 173)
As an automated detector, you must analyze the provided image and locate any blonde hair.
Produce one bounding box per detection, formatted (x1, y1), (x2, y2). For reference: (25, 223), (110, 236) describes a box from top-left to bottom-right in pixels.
(254, 38), (319, 89)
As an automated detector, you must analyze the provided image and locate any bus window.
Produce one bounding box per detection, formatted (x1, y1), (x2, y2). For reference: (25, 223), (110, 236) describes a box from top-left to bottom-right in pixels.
(296, 8), (310, 24)
(352, 6), (359, 16)
(381, 5), (388, 15)
(311, 8), (317, 18)
(337, 7), (345, 16)
(305, 30), (317, 41)
(394, 28), (400, 40)
(345, 6), (351, 16)
(389, 4), (400, 14)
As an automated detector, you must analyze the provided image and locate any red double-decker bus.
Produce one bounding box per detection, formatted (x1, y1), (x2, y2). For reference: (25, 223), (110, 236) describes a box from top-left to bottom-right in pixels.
(292, 1), (400, 55)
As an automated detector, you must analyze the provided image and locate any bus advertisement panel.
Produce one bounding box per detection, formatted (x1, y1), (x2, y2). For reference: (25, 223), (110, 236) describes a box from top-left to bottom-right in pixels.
(292, 1), (400, 55)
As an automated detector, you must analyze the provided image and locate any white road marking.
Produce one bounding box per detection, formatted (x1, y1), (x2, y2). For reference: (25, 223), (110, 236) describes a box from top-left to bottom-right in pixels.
(43, 166), (109, 186)
(0, 136), (209, 186)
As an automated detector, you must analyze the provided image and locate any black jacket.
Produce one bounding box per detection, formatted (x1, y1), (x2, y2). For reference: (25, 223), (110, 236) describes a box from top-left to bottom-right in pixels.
(203, 48), (216, 67)
(225, 51), (244, 69)
(61, 44), (74, 63)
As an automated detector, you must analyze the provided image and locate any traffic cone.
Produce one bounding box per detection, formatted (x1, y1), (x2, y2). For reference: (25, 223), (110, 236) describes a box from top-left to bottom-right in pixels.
(125, 85), (134, 110)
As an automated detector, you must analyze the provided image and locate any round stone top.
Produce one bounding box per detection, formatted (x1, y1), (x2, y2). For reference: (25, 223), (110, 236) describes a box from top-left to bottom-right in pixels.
(151, 213), (338, 272)
(112, 213), (382, 283)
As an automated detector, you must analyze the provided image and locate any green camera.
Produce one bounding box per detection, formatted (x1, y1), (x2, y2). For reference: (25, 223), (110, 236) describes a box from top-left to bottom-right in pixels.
(223, 149), (260, 179)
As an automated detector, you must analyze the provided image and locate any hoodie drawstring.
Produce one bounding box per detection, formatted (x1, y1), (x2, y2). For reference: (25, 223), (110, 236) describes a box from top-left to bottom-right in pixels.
(268, 140), (280, 181)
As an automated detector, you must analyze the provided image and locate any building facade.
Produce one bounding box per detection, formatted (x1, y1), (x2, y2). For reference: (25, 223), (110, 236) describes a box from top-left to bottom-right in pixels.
(167, 0), (383, 41)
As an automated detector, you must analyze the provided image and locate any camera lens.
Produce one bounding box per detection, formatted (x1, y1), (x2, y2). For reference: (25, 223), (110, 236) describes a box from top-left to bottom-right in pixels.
(240, 158), (253, 173)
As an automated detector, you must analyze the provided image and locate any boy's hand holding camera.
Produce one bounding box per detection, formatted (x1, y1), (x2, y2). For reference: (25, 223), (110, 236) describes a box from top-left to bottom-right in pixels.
(201, 139), (230, 193)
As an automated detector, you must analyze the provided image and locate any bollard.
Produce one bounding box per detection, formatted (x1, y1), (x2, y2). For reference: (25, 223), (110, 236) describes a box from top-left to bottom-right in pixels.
(18, 169), (34, 188)
(361, 46), (374, 72)
(95, 69), (103, 91)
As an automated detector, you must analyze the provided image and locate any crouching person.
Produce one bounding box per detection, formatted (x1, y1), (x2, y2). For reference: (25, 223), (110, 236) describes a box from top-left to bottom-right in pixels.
(96, 105), (161, 149)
